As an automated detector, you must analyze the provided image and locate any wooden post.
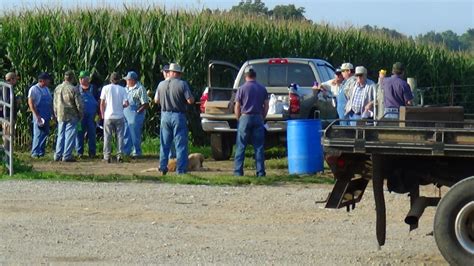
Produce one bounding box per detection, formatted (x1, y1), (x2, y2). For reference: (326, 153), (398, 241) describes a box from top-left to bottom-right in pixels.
(407, 78), (418, 106)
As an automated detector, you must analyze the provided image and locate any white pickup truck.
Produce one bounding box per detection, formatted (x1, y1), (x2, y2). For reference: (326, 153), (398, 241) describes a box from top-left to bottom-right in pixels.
(200, 58), (338, 160)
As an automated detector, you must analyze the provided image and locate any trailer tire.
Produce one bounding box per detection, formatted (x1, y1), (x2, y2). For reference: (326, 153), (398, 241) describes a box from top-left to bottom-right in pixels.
(434, 176), (474, 265)
(210, 133), (233, 161)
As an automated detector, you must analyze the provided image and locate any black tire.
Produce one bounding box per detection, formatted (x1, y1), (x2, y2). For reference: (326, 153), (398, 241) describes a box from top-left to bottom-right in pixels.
(210, 133), (232, 161)
(434, 176), (474, 265)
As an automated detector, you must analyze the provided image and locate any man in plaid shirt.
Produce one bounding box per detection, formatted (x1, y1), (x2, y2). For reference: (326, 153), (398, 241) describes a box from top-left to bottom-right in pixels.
(345, 66), (375, 126)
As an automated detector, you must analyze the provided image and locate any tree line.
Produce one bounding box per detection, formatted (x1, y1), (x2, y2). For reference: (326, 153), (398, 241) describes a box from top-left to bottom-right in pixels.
(362, 25), (474, 54)
(206, 0), (474, 54)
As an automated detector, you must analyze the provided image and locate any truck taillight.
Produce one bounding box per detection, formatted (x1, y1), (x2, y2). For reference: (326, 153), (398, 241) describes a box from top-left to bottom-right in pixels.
(268, 58), (288, 64)
(289, 93), (300, 114)
(200, 91), (208, 113)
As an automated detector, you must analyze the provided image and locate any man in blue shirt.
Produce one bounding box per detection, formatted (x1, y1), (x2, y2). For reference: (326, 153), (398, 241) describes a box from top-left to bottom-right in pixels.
(337, 63), (356, 126)
(382, 62), (414, 119)
(233, 67), (269, 177)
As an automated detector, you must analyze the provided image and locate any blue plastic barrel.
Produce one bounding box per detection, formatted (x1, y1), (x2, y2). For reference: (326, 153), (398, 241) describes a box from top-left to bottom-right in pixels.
(287, 119), (323, 174)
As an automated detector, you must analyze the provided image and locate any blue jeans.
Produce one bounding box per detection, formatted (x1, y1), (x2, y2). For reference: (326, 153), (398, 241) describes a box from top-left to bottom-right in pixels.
(159, 112), (188, 174)
(234, 114), (265, 177)
(31, 120), (50, 157)
(76, 113), (96, 156)
(124, 106), (145, 156)
(349, 113), (362, 126)
(336, 92), (349, 126)
(55, 119), (78, 160)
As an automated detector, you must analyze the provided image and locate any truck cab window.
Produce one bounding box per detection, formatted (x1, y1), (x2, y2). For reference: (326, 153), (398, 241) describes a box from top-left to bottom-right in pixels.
(239, 63), (315, 87)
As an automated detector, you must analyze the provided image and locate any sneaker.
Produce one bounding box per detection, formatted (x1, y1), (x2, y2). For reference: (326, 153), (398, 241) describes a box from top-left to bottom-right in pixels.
(117, 156), (123, 163)
(62, 158), (76, 162)
(77, 154), (83, 159)
(53, 156), (61, 162)
(103, 158), (111, 163)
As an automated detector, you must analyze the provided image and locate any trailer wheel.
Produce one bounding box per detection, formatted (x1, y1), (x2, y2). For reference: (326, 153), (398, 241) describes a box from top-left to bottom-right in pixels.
(434, 176), (474, 265)
(210, 133), (233, 161)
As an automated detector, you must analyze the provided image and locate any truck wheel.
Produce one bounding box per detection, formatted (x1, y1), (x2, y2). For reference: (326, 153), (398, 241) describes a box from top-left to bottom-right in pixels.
(210, 133), (233, 161)
(434, 176), (474, 265)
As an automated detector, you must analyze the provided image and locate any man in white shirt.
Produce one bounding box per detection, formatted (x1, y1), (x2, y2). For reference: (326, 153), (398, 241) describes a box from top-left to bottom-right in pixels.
(100, 72), (129, 163)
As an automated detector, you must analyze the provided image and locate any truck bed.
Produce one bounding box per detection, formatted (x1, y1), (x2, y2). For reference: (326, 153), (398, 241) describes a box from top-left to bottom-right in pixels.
(323, 120), (474, 157)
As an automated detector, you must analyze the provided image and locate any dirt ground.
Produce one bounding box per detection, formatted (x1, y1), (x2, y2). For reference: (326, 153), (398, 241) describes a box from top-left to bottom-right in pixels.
(30, 156), (289, 177)
(0, 158), (447, 264)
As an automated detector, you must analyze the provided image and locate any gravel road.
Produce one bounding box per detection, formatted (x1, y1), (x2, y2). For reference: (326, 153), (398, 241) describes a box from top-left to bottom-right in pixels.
(0, 180), (446, 264)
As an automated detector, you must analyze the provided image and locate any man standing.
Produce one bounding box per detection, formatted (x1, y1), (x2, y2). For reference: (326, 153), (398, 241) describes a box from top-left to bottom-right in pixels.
(382, 62), (414, 119)
(54, 71), (83, 162)
(233, 67), (269, 177)
(100, 72), (129, 163)
(337, 63), (356, 126)
(28, 72), (53, 158)
(1, 72), (18, 117)
(319, 68), (344, 97)
(155, 64), (177, 159)
(123, 71), (149, 158)
(155, 63), (194, 175)
(76, 70), (99, 158)
(345, 66), (375, 126)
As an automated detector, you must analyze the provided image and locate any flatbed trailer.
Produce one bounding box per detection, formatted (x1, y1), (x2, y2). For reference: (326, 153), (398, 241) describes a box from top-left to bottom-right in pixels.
(323, 119), (474, 264)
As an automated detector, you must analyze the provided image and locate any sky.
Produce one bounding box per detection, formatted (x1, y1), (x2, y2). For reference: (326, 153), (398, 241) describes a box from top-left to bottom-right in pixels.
(0, 0), (473, 36)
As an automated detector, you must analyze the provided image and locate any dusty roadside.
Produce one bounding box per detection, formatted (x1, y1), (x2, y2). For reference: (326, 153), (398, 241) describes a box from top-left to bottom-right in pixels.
(0, 178), (445, 264)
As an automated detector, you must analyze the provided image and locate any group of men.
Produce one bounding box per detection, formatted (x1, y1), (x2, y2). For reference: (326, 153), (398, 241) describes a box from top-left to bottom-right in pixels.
(25, 63), (195, 174)
(231, 61), (415, 177)
(317, 61), (414, 125)
(6, 60), (413, 177)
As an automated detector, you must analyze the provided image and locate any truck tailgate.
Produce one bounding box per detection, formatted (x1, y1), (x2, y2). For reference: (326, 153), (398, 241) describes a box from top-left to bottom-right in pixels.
(200, 113), (285, 121)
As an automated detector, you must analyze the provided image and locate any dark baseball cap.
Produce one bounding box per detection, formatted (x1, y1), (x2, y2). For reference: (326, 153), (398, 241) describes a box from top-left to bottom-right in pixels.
(244, 66), (256, 76)
(38, 72), (51, 80)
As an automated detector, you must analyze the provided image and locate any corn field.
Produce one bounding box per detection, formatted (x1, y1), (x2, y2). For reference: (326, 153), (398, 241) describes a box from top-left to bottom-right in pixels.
(1, 8), (473, 149)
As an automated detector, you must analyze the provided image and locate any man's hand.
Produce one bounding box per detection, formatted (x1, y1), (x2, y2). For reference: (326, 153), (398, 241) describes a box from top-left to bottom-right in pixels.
(364, 101), (374, 112)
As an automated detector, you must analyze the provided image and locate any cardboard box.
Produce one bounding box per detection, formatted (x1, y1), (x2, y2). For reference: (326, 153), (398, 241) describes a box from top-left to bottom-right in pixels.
(205, 100), (233, 114)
